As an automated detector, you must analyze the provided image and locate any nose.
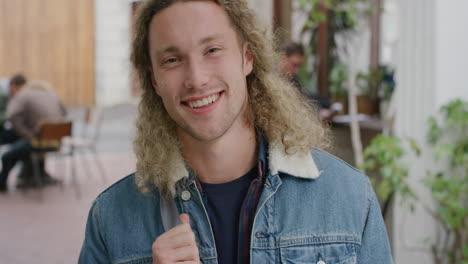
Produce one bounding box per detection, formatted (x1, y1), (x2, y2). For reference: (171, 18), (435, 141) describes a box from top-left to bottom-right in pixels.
(184, 58), (210, 89)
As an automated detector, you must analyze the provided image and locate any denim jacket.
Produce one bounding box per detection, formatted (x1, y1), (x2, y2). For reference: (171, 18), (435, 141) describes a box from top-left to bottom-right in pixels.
(79, 141), (393, 264)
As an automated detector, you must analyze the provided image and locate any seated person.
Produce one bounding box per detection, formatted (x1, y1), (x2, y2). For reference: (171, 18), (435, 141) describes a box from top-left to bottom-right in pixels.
(0, 74), (29, 187)
(0, 74), (26, 144)
(278, 43), (306, 93)
(0, 80), (67, 192)
(278, 43), (337, 120)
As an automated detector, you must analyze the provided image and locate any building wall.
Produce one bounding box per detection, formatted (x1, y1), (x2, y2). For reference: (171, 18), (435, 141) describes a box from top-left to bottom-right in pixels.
(0, 0), (95, 106)
(434, 0), (468, 107)
(392, 0), (468, 263)
(247, 0), (274, 34)
(94, 0), (133, 106)
(380, 0), (399, 67)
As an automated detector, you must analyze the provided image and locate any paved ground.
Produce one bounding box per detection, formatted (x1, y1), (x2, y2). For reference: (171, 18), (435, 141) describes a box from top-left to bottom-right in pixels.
(0, 103), (138, 263)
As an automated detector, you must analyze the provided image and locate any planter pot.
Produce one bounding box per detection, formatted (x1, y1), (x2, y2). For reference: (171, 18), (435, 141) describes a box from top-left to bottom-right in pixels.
(357, 96), (378, 115)
(331, 97), (348, 115)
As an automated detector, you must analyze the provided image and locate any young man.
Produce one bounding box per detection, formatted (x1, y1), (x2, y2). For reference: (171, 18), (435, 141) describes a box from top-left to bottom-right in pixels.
(79, 1), (393, 263)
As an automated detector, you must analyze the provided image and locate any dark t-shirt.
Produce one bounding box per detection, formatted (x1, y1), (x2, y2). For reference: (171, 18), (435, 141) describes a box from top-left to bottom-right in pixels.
(199, 167), (257, 264)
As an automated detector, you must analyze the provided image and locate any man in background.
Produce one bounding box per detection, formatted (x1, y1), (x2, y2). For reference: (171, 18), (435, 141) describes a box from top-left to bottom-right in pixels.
(0, 74), (30, 188)
(0, 80), (66, 192)
(0, 74), (27, 139)
(278, 42), (306, 90)
(279, 42), (337, 120)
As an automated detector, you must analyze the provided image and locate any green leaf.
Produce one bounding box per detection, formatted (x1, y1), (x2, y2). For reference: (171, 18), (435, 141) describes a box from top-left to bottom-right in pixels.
(408, 138), (421, 156)
(428, 117), (441, 144)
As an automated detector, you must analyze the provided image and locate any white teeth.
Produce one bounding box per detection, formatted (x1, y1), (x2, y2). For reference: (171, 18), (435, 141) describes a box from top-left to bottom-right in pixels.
(186, 93), (220, 108)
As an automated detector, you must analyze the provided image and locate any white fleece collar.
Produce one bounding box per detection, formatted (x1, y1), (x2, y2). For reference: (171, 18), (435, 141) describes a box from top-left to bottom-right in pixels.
(174, 141), (321, 181)
(268, 142), (321, 179)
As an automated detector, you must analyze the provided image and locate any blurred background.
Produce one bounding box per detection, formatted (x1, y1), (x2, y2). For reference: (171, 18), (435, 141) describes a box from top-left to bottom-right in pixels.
(0, 0), (466, 263)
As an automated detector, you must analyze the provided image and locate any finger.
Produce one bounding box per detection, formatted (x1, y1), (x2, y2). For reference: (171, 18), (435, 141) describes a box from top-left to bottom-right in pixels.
(157, 214), (192, 240)
(180, 213), (190, 225)
(154, 229), (197, 250)
(158, 221), (192, 240)
(169, 244), (200, 262)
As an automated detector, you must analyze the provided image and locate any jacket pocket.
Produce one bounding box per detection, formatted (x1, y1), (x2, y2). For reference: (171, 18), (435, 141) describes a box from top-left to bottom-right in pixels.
(279, 236), (358, 264)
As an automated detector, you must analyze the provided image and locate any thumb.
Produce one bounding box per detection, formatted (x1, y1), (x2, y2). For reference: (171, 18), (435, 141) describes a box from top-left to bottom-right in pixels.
(179, 213), (190, 225)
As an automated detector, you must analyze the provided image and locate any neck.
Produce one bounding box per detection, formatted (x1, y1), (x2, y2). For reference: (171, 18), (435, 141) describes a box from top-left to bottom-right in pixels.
(178, 124), (257, 184)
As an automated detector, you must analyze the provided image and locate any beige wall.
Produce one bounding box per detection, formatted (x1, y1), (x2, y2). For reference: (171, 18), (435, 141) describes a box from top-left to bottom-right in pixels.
(94, 0), (134, 106)
(0, 0), (95, 106)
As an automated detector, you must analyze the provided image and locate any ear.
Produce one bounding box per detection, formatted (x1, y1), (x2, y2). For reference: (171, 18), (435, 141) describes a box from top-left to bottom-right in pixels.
(242, 42), (254, 76)
(149, 67), (160, 96)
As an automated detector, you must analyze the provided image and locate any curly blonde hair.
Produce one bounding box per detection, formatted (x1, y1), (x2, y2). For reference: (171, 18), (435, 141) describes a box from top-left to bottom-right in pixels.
(131, 0), (330, 195)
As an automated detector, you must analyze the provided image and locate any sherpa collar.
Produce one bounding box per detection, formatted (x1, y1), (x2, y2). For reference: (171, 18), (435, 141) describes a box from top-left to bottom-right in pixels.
(173, 137), (321, 182)
(268, 141), (321, 179)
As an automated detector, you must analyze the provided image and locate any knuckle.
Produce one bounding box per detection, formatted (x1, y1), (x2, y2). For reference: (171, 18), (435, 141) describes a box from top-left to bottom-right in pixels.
(152, 237), (164, 253)
(152, 241), (159, 252)
(182, 224), (191, 232)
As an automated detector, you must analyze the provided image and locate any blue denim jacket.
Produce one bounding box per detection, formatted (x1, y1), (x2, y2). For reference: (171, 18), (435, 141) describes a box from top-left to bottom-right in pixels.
(79, 142), (393, 264)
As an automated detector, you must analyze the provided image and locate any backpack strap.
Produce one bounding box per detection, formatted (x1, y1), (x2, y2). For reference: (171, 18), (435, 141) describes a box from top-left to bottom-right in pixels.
(160, 195), (182, 231)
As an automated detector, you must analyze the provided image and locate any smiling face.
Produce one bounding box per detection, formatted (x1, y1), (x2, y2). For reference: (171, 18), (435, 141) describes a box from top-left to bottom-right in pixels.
(148, 1), (253, 143)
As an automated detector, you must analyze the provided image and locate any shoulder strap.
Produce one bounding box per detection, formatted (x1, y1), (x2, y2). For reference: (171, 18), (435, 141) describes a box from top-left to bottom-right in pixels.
(159, 195), (182, 231)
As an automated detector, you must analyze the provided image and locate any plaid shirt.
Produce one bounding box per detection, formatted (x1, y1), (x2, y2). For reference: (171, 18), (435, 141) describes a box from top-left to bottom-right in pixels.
(195, 137), (268, 264)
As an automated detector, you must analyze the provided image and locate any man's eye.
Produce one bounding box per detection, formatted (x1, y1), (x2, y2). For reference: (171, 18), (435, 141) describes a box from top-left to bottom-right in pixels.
(163, 58), (179, 64)
(207, 47), (220, 54)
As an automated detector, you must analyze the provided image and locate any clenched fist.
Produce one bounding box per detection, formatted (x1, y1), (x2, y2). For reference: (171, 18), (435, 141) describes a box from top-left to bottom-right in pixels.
(152, 214), (200, 264)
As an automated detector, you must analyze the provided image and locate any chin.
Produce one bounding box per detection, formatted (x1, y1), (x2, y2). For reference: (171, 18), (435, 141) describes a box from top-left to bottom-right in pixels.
(182, 126), (228, 143)
(190, 131), (224, 142)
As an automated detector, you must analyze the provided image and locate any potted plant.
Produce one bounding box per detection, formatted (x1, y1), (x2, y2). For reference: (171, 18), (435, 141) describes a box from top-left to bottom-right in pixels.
(329, 62), (348, 114)
(425, 99), (467, 264)
(298, 0), (373, 100)
(361, 99), (468, 263)
(360, 135), (416, 219)
(355, 68), (383, 115)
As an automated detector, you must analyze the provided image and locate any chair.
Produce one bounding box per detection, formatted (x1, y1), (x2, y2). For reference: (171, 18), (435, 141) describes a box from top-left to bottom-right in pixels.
(64, 106), (106, 183)
(30, 121), (73, 193)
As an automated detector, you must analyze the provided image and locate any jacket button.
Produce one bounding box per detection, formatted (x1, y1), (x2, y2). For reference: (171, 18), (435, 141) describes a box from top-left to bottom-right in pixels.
(317, 260), (326, 264)
(181, 190), (191, 201)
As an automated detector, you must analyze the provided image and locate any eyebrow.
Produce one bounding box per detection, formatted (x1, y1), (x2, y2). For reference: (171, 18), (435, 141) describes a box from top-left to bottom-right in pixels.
(199, 33), (225, 45)
(155, 34), (225, 57)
